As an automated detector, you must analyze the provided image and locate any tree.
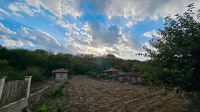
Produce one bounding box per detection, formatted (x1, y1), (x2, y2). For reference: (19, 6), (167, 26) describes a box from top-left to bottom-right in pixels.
(143, 4), (200, 93)
(23, 66), (45, 82)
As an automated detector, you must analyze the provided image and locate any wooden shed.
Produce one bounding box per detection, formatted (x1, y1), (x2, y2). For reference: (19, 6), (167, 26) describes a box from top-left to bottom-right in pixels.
(52, 68), (68, 82)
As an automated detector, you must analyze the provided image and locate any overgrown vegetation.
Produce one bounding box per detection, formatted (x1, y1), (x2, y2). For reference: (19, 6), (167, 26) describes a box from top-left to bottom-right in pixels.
(139, 4), (200, 111)
(0, 46), (139, 82)
(36, 105), (48, 112)
(34, 84), (71, 112)
(52, 85), (65, 98)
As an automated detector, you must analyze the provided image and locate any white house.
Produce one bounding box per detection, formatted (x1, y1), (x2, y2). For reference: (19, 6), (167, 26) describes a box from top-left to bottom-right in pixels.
(52, 68), (68, 82)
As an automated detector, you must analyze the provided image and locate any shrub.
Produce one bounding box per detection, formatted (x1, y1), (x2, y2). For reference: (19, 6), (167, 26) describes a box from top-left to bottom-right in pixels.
(36, 105), (48, 112)
(56, 107), (64, 112)
(52, 85), (65, 97)
(23, 66), (45, 82)
(87, 71), (103, 79)
(87, 71), (97, 77)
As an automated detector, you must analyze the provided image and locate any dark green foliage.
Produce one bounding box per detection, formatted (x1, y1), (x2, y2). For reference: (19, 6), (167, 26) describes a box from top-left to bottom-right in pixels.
(142, 4), (200, 93)
(0, 46), (138, 81)
(22, 66), (45, 82)
(0, 59), (23, 80)
(87, 71), (98, 78)
(36, 105), (48, 112)
(87, 71), (104, 79)
(52, 85), (65, 97)
(56, 107), (64, 112)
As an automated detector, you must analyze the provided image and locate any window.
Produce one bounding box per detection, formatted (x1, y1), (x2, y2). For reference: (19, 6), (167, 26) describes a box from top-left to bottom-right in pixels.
(60, 73), (63, 78)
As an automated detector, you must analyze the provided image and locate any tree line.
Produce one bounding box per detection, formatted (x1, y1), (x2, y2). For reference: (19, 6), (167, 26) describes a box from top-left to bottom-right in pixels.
(0, 46), (139, 82)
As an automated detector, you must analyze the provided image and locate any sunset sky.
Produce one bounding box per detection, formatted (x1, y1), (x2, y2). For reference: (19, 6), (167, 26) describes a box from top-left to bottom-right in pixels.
(0, 0), (199, 60)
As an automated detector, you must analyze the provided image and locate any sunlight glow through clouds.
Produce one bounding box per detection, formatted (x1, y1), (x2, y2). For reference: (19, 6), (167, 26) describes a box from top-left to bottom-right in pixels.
(0, 0), (199, 60)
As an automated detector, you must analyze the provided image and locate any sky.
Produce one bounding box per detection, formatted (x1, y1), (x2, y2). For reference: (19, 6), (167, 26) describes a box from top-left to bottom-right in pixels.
(0, 0), (199, 61)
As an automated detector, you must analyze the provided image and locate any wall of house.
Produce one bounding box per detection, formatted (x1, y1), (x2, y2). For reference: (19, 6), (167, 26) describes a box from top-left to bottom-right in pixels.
(55, 73), (68, 82)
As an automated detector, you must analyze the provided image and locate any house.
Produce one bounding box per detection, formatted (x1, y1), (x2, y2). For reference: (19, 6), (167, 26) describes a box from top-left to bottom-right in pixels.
(103, 67), (120, 79)
(118, 72), (141, 84)
(128, 72), (141, 84)
(52, 68), (68, 82)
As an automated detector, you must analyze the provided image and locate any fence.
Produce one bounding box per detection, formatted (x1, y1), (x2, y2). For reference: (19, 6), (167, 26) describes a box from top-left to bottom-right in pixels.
(0, 80), (27, 107)
(0, 76), (32, 112)
(0, 76), (64, 111)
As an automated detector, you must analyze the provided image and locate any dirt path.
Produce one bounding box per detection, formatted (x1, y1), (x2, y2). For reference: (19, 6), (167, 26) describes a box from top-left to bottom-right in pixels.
(65, 76), (188, 112)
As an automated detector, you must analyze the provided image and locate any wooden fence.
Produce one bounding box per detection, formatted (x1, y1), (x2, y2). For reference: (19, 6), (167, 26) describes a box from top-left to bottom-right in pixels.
(0, 80), (28, 107)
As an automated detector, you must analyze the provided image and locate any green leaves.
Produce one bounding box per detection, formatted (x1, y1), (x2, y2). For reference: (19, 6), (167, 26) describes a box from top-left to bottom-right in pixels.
(143, 4), (200, 93)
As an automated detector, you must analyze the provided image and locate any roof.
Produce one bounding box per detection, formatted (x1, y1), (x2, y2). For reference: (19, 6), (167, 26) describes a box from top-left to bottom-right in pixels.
(103, 67), (120, 72)
(52, 68), (68, 73)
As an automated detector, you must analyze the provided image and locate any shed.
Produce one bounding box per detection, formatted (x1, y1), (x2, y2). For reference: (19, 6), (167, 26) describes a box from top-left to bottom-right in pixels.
(103, 67), (120, 79)
(118, 72), (141, 84)
(52, 68), (68, 82)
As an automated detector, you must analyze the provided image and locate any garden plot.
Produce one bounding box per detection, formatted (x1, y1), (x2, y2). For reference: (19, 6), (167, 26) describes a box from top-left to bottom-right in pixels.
(66, 76), (188, 112)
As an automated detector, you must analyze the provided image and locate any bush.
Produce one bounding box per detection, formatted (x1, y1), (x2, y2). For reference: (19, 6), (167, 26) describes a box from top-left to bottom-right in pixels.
(0, 60), (24, 80)
(56, 107), (64, 112)
(36, 105), (48, 112)
(52, 85), (65, 97)
(87, 71), (97, 77)
(87, 71), (103, 79)
(23, 66), (45, 82)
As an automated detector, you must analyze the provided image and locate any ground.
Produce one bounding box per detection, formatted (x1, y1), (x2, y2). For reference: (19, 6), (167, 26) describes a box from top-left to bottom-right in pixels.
(39, 75), (189, 112)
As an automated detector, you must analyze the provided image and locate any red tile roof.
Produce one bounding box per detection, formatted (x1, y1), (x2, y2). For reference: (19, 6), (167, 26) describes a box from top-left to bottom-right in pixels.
(103, 67), (120, 72)
(52, 68), (68, 73)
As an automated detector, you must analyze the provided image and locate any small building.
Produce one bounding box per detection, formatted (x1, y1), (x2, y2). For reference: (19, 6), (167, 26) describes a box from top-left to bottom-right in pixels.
(103, 67), (120, 79)
(118, 72), (141, 84)
(129, 72), (141, 84)
(52, 68), (68, 82)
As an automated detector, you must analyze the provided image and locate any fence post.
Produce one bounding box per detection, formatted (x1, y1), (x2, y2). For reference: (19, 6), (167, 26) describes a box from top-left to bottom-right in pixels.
(24, 76), (32, 99)
(0, 76), (6, 101)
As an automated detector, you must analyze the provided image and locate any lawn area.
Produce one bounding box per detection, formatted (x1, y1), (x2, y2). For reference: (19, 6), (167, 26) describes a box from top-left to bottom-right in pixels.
(38, 76), (190, 112)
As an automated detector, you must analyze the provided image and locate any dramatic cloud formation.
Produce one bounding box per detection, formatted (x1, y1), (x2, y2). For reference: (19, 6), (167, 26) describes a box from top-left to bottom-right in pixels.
(0, 0), (199, 60)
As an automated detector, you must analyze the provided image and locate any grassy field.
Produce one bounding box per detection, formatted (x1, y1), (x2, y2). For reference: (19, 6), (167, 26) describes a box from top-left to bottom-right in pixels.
(39, 76), (189, 112)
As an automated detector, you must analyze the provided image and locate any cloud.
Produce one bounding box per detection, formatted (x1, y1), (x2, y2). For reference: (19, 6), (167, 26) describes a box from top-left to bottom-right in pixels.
(21, 27), (63, 51)
(0, 23), (66, 52)
(143, 30), (158, 38)
(143, 30), (163, 39)
(8, 2), (40, 16)
(86, 20), (120, 47)
(27, 0), (80, 18)
(4, 39), (24, 47)
(0, 23), (16, 35)
(0, 24), (31, 47)
(0, 8), (11, 16)
(58, 19), (143, 59)
(3, 0), (200, 60)
(9, 0), (200, 21)
(105, 0), (200, 20)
